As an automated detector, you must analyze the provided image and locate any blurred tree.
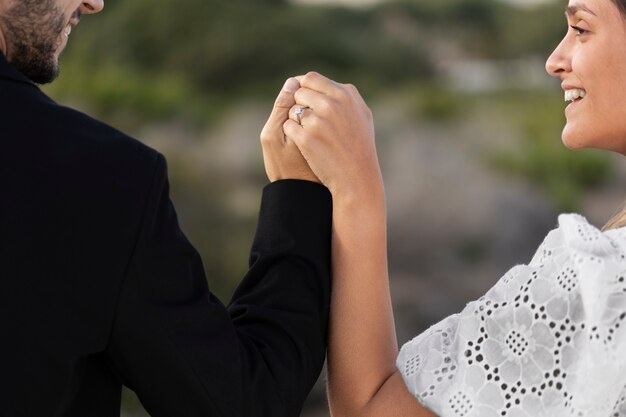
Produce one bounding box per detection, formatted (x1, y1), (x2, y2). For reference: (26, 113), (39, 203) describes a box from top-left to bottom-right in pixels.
(52, 0), (433, 115)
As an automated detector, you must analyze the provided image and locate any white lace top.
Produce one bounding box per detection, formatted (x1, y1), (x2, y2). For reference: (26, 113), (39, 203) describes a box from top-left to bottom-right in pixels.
(397, 214), (626, 417)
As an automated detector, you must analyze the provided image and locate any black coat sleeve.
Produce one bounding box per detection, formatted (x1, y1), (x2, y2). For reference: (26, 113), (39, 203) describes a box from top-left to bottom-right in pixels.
(105, 154), (332, 417)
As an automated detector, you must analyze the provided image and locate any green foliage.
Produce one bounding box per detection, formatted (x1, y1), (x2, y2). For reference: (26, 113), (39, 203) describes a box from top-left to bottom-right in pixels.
(493, 135), (611, 211)
(490, 1), (566, 59)
(53, 0), (432, 120)
(489, 92), (613, 211)
(456, 236), (488, 264)
(377, 0), (565, 58)
(42, 0), (590, 285)
(413, 83), (464, 122)
(46, 0), (570, 122)
(48, 63), (190, 118)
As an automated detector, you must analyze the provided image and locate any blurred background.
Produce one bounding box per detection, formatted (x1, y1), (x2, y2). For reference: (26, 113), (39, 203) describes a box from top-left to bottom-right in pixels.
(44, 0), (626, 415)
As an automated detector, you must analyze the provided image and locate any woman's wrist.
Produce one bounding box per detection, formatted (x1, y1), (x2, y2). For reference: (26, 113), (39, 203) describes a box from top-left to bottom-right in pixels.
(333, 195), (386, 226)
(330, 174), (386, 209)
(332, 185), (387, 238)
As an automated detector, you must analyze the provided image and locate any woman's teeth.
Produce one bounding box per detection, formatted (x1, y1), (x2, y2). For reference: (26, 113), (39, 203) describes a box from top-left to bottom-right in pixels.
(564, 89), (586, 102)
(64, 24), (72, 37)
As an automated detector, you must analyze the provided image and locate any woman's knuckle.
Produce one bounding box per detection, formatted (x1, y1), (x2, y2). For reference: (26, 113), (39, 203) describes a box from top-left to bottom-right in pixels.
(304, 71), (319, 84)
(307, 116), (319, 128)
(319, 99), (334, 114)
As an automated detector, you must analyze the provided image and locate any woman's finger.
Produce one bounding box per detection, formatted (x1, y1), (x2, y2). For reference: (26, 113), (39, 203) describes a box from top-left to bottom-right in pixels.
(344, 83), (372, 115)
(288, 105), (314, 126)
(296, 71), (342, 97)
(294, 87), (330, 111)
(283, 118), (306, 144)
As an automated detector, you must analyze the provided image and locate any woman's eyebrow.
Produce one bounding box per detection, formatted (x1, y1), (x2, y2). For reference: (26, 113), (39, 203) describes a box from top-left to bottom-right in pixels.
(565, 3), (598, 17)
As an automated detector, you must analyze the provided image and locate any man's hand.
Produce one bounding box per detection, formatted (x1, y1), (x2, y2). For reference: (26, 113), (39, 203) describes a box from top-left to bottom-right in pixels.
(260, 78), (320, 183)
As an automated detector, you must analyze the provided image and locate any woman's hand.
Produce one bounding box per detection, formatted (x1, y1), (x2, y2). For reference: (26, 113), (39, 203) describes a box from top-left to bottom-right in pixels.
(282, 73), (393, 417)
(260, 78), (320, 184)
(283, 72), (383, 204)
(281, 73), (435, 417)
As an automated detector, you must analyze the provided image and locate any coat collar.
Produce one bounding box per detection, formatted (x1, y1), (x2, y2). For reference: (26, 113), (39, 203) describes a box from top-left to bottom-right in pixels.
(0, 52), (39, 88)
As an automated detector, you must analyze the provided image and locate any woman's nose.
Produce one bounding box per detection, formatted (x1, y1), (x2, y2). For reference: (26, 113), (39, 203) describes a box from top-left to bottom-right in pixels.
(546, 37), (571, 78)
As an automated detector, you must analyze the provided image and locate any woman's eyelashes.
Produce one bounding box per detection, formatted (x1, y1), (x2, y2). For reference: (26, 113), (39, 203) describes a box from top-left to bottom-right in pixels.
(570, 24), (588, 35)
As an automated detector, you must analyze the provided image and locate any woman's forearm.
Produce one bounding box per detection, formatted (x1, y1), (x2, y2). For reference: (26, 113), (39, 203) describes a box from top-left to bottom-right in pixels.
(281, 72), (435, 417)
(327, 185), (399, 417)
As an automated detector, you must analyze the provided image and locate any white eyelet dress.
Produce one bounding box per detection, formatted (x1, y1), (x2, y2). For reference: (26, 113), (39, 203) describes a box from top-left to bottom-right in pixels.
(396, 214), (626, 417)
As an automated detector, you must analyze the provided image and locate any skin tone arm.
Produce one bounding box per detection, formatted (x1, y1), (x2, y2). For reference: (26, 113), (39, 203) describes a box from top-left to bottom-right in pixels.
(281, 72), (437, 417)
(260, 77), (320, 183)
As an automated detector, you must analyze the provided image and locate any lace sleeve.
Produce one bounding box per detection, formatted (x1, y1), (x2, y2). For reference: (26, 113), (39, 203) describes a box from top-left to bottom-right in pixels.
(396, 214), (626, 417)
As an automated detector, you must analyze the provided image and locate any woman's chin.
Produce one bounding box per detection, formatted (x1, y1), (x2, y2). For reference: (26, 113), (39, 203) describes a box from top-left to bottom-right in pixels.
(561, 125), (589, 150)
(561, 134), (582, 150)
(561, 126), (625, 153)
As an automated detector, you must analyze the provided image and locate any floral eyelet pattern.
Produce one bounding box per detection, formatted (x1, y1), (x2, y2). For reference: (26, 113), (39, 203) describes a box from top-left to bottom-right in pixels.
(397, 214), (626, 417)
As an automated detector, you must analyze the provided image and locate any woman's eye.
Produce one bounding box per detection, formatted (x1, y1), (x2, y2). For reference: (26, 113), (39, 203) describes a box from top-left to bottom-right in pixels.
(570, 25), (587, 35)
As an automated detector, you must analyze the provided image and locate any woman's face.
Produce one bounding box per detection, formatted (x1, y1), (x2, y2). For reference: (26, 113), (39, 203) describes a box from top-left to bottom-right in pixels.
(546, 0), (626, 154)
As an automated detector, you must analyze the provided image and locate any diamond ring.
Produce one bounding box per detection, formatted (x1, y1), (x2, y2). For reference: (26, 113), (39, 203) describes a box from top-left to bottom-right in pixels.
(294, 106), (309, 124)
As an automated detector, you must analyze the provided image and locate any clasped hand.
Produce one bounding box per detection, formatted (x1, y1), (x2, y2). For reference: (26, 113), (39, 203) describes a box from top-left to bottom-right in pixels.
(260, 72), (383, 200)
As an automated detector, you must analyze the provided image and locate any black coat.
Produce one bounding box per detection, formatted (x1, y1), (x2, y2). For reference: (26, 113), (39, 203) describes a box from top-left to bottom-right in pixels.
(0, 54), (332, 417)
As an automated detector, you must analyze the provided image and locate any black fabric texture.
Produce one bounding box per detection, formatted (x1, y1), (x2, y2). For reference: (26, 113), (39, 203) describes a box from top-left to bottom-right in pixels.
(0, 53), (332, 417)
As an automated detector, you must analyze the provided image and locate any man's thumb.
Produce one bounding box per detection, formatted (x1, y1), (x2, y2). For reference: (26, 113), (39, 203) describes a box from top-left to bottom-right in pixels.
(262, 78), (299, 141)
(274, 78), (299, 111)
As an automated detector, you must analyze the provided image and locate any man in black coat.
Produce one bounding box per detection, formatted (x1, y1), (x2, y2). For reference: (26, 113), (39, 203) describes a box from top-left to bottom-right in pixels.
(0, 0), (332, 416)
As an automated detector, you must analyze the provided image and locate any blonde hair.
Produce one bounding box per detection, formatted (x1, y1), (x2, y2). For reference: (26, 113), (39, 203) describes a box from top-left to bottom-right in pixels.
(603, 203), (626, 230)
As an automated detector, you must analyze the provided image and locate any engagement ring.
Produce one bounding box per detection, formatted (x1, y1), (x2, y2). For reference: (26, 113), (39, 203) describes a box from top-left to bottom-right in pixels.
(295, 106), (309, 124)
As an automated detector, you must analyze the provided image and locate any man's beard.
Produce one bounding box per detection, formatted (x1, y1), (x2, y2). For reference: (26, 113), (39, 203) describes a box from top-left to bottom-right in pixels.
(0, 0), (66, 84)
